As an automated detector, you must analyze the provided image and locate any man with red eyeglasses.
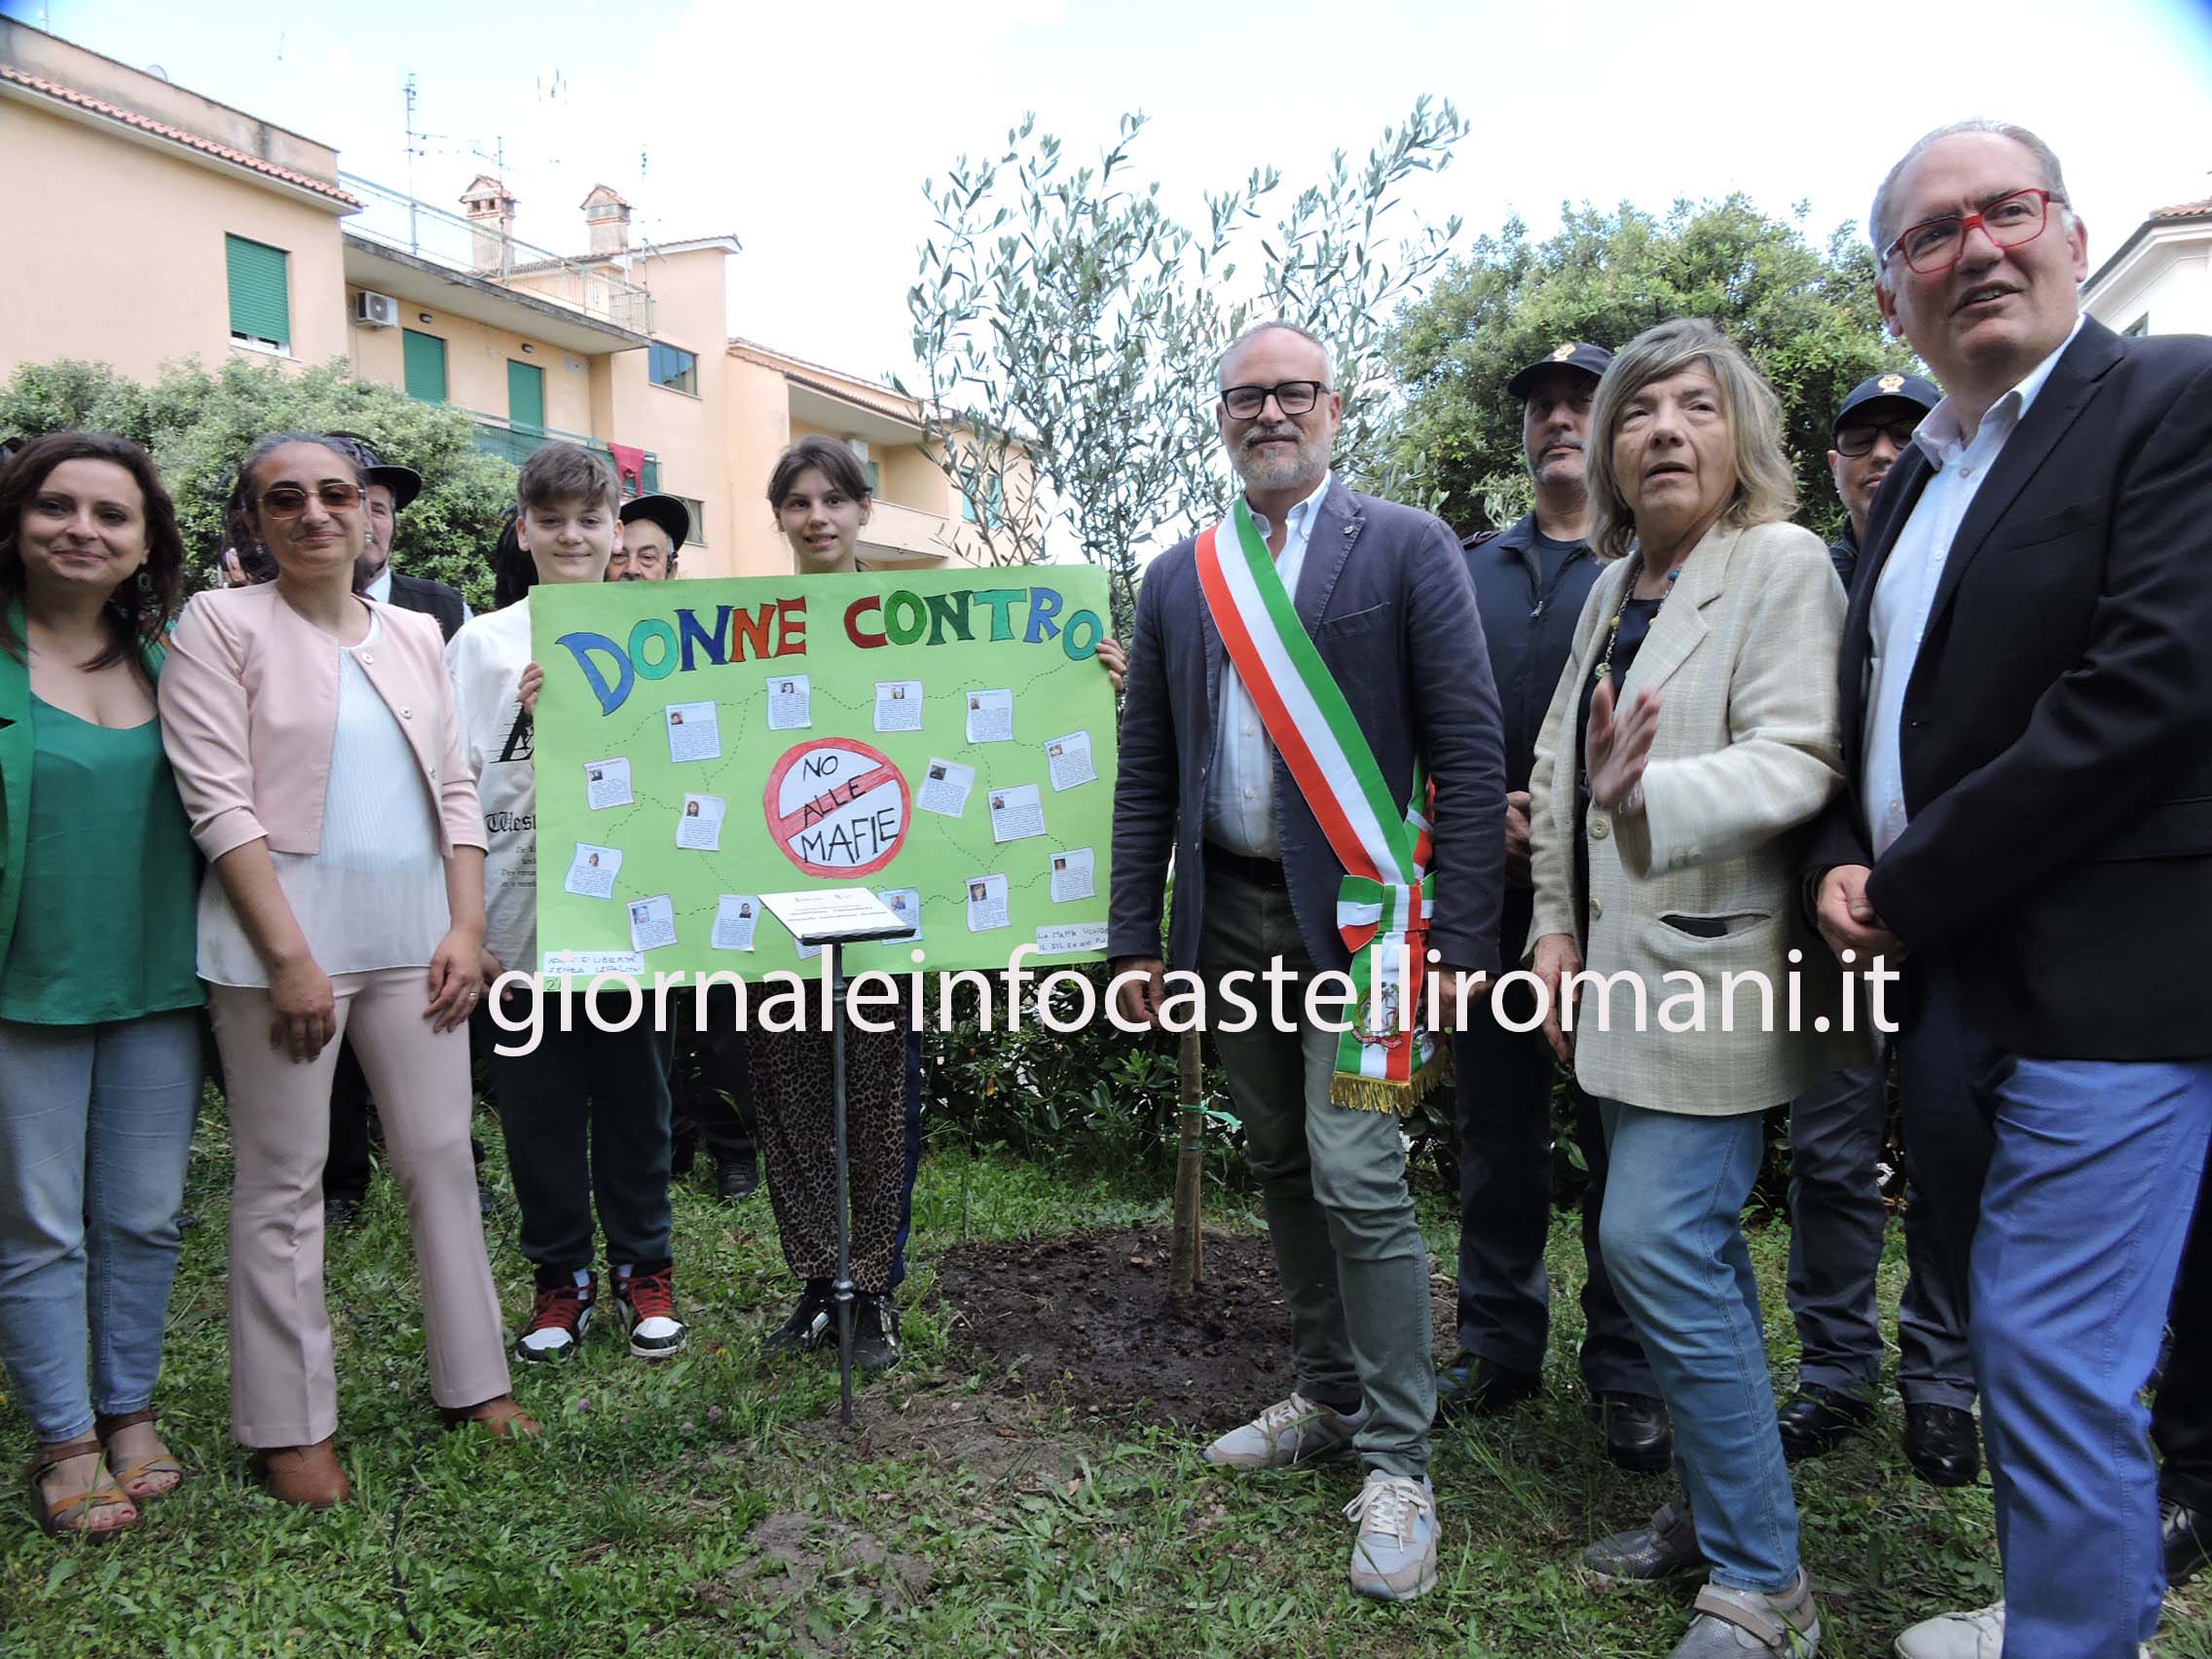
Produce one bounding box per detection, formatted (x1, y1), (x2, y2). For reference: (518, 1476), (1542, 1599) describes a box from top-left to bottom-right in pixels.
(1807, 120), (2212, 1659)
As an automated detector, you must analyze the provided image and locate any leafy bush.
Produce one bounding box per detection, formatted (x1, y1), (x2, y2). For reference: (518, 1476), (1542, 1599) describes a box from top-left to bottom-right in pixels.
(0, 354), (514, 608)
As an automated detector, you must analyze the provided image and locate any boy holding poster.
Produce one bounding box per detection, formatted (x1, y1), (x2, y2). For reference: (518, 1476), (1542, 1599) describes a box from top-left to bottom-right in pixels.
(447, 446), (688, 1365)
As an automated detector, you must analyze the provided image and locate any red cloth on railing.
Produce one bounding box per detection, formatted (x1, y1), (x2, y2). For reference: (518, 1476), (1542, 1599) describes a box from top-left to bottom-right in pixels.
(607, 442), (646, 493)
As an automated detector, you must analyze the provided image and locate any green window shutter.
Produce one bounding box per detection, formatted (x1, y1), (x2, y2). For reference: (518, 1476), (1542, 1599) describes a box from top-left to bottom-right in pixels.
(403, 330), (448, 404)
(225, 235), (290, 349)
(507, 360), (545, 433)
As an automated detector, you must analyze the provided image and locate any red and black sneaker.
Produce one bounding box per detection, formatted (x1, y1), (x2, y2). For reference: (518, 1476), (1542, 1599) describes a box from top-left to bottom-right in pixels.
(612, 1262), (688, 1360)
(514, 1270), (596, 1364)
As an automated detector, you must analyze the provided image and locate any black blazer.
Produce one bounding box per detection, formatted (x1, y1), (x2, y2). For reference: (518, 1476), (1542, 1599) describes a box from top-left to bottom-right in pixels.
(1110, 478), (1506, 977)
(387, 571), (467, 643)
(1810, 317), (2212, 1058)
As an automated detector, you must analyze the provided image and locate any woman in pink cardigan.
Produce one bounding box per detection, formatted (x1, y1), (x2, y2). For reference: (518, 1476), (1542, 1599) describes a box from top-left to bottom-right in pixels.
(158, 433), (534, 1508)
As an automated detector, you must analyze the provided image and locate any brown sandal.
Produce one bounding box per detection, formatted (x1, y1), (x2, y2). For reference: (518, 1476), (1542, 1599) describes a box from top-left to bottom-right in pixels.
(28, 1437), (139, 1538)
(441, 1395), (541, 1439)
(95, 1410), (183, 1502)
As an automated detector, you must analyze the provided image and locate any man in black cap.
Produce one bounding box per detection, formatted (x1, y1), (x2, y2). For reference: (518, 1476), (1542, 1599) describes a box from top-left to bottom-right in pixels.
(609, 494), (687, 581)
(1436, 341), (1669, 1473)
(1825, 371), (1940, 586)
(1772, 368), (1979, 1482)
(341, 442), (470, 640)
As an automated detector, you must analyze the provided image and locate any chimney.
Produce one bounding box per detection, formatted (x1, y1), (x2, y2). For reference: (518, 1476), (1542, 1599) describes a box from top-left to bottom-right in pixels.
(580, 185), (633, 256)
(460, 175), (516, 272)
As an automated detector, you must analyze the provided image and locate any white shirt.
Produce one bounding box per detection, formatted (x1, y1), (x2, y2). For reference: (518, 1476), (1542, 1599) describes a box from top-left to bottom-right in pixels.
(1863, 316), (2083, 855)
(1204, 473), (1333, 859)
(446, 602), (539, 974)
(196, 613), (451, 985)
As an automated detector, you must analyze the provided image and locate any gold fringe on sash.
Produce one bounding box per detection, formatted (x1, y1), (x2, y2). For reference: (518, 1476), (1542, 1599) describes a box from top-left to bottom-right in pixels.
(1329, 1048), (1454, 1115)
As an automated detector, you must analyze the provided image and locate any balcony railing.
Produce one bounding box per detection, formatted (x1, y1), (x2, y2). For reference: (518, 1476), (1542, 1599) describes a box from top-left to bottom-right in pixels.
(464, 410), (660, 496)
(340, 172), (653, 336)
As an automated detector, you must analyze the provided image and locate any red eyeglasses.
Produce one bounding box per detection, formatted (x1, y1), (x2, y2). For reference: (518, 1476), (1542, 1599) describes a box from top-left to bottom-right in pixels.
(1883, 187), (2065, 276)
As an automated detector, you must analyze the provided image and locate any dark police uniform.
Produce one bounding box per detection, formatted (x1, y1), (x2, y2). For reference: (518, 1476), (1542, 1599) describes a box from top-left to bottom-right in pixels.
(1777, 368), (1965, 1465)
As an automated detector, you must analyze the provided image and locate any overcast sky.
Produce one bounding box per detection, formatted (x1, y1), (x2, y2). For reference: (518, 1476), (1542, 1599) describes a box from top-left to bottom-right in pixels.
(16, 0), (2212, 386)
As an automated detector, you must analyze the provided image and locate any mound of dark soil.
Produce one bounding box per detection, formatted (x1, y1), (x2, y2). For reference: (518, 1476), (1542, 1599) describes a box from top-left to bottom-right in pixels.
(936, 1226), (1441, 1433)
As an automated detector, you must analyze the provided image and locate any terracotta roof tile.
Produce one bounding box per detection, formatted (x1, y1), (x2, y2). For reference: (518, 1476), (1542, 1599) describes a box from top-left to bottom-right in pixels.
(2151, 198), (2212, 220)
(0, 65), (358, 207)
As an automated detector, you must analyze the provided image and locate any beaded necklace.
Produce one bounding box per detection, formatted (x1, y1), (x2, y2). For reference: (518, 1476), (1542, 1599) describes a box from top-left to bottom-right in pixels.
(1593, 554), (1681, 683)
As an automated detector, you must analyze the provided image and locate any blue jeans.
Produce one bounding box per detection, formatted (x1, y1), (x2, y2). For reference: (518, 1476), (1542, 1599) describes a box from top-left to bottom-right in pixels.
(1598, 1099), (1799, 1596)
(0, 1013), (201, 1443)
(1963, 1050), (2212, 1658)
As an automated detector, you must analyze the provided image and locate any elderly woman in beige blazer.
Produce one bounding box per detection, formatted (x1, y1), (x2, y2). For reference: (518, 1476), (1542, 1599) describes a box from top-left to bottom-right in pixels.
(1524, 319), (1848, 1659)
(159, 432), (535, 1509)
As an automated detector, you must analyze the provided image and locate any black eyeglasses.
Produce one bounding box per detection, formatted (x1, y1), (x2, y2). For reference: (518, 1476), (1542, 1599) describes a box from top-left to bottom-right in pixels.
(258, 481), (362, 517)
(1882, 187), (2065, 275)
(1220, 381), (1328, 421)
(1834, 418), (1923, 458)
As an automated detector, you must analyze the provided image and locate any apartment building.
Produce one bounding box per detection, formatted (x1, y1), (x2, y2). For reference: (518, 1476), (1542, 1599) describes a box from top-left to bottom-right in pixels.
(0, 18), (996, 578)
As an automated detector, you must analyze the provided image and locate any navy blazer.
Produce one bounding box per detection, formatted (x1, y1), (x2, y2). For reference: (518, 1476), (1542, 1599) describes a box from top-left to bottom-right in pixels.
(1809, 317), (2212, 1058)
(1110, 478), (1507, 977)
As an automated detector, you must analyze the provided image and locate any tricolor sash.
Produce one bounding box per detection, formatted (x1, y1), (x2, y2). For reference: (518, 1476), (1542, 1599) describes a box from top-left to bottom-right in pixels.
(1197, 498), (1448, 1113)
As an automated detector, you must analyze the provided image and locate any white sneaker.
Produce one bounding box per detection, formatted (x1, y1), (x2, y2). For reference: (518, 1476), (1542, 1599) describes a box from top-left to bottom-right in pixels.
(1894, 1604), (2152, 1659)
(1203, 1392), (1368, 1469)
(1345, 1471), (1439, 1602)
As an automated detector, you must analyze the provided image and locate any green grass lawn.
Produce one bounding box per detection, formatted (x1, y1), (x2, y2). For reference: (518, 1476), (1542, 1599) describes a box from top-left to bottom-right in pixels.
(2, 1104), (2204, 1657)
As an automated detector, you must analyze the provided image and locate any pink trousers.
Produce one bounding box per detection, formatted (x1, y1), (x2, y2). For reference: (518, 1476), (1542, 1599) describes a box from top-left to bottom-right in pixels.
(208, 967), (510, 1447)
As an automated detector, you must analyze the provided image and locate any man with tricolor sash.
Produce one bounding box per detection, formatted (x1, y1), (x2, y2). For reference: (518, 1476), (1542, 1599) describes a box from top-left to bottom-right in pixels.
(1110, 320), (1506, 1602)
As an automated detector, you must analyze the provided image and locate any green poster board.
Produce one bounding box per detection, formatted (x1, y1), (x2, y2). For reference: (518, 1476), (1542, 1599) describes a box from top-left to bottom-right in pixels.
(528, 568), (1118, 980)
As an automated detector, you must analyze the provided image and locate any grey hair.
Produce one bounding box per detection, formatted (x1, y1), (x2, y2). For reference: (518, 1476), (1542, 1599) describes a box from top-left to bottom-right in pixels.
(1217, 320), (1336, 389)
(1583, 317), (1797, 561)
(1869, 119), (2073, 267)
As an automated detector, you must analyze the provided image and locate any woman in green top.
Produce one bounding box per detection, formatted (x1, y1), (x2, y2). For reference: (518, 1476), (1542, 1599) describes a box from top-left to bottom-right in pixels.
(0, 432), (201, 1538)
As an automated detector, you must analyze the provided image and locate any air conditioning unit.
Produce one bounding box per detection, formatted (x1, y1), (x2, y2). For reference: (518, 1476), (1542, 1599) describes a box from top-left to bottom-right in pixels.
(353, 290), (399, 329)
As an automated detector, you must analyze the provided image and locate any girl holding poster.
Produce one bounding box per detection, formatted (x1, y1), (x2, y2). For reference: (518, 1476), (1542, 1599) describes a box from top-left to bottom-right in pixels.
(751, 441), (1127, 1373)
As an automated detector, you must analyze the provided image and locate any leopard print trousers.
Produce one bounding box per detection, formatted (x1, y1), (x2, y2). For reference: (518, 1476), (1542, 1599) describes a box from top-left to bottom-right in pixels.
(747, 1015), (908, 1294)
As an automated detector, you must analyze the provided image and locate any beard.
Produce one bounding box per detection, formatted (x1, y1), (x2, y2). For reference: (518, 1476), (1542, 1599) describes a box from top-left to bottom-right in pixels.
(1233, 424), (1328, 497)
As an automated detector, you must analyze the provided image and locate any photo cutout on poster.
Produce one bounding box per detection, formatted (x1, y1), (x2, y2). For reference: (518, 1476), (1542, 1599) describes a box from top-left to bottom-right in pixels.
(564, 843), (622, 897)
(767, 674), (813, 731)
(1049, 846), (1096, 903)
(711, 894), (760, 952)
(676, 793), (726, 852)
(965, 872), (1010, 932)
(1044, 730), (1097, 792)
(916, 757), (976, 818)
(666, 700), (721, 762)
(964, 688), (1014, 743)
(874, 681), (924, 733)
(627, 894), (678, 952)
(584, 756), (633, 809)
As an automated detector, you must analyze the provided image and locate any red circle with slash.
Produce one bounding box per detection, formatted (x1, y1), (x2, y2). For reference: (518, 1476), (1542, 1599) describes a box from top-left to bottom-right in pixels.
(763, 737), (911, 878)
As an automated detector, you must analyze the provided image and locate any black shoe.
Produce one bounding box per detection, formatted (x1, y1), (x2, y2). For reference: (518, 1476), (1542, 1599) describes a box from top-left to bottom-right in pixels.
(763, 1280), (833, 1357)
(670, 1133), (697, 1180)
(2164, 1496), (2211, 1589)
(852, 1293), (901, 1373)
(322, 1196), (361, 1233)
(1776, 1382), (1874, 1462)
(476, 1179), (498, 1220)
(1591, 1391), (1674, 1474)
(1902, 1401), (1980, 1487)
(716, 1161), (759, 1203)
(1434, 1353), (1541, 1421)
